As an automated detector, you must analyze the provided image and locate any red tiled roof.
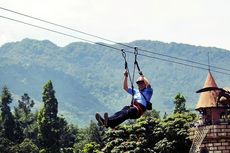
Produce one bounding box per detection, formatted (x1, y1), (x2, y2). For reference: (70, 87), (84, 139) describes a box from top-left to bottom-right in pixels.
(196, 71), (219, 110)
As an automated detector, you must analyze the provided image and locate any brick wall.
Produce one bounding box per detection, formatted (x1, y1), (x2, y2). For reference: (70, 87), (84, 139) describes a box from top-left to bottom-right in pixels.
(189, 125), (230, 153)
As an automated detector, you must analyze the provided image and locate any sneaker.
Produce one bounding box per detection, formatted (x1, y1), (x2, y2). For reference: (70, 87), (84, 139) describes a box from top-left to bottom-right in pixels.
(104, 112), (108, 127)
(95, 112), (104, 126)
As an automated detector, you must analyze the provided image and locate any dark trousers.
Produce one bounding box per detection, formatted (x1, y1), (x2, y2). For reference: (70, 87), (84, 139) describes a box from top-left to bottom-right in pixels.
(107, 106), (140, 128)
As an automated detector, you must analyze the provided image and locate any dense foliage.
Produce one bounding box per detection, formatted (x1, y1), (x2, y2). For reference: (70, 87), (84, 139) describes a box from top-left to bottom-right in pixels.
(0, 82), (197, 152)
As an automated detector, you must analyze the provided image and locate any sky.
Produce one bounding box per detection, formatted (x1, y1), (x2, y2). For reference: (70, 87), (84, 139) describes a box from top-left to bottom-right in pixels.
(0, 0), (230, 50)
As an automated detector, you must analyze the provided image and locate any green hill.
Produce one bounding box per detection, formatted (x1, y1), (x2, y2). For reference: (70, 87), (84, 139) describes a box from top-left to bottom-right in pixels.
(0, 38), (229, 126)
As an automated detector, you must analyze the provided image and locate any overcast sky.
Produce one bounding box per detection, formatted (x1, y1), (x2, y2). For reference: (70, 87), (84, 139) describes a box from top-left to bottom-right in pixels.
(0, 0), (230, 50)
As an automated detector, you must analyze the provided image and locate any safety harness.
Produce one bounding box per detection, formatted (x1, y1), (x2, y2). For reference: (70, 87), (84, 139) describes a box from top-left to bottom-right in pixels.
(121, 47), (149, 117)
(133, 102), (145, 117)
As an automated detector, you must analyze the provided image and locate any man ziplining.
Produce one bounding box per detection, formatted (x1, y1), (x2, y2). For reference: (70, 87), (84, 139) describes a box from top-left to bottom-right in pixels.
(95, 48), (153, 128)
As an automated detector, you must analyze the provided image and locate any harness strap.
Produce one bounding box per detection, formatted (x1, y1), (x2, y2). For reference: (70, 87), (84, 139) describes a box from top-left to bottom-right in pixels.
(133, 102), (145, 116)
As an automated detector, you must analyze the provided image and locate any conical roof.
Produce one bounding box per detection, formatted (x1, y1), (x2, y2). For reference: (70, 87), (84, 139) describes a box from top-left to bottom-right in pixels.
(196, 71), (219, 110)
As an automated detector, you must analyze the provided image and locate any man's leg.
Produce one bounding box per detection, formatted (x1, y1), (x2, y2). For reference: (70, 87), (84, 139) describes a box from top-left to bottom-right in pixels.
(128, 107), (140, 119)
(105, 106), (130, 128)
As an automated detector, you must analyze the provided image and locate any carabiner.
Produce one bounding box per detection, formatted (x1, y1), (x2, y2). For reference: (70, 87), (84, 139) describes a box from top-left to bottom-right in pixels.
(121, 49), (126, 58)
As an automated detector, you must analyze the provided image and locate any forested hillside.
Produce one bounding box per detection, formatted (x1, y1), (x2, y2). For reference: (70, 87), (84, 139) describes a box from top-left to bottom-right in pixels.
(0, 38), (229, 125)
(0, 83), (196, 152)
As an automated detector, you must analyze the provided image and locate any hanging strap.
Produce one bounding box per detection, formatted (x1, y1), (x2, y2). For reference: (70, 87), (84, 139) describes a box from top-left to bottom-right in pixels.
(121, 49), (133, 87)
(121, 49), (128, 69)
(131, 48), (138, 105)
(140, 91), (152, 110)
(131, 47), (144, 105)
(121, 49), (134, 102)
(132, 47), (144, 105)
(121, 47), (144, 106)
(134, 47), (143, 76)
(140, 91), (148, 103)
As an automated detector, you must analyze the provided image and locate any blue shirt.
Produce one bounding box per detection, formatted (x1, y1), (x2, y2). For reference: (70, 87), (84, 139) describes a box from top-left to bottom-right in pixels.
(127, 86), (153, 107)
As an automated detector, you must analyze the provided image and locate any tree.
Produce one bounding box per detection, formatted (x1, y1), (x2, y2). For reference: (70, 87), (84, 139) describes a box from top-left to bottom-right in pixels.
(37, 80), (60, 152)
(59, 117), (77, 150)
(154, 138), (175, 153)
(160, 112), (196, 153)
(163, 112), (168, 119)
(14, 93), (36, 141)
(0, 129), (14, 153)
(83, 142), (100, 153)
(102, 116), (163, 153)
(73, 128), (89, 152)
(87, 121), (103, 146)
(173, 93), (187, 114)
(73, 121), (103, 153)
(17, 93), (34, 117)
(0, 86), (16, 141)
(11, 138), (39, 153)
(144, 108), (160, 119)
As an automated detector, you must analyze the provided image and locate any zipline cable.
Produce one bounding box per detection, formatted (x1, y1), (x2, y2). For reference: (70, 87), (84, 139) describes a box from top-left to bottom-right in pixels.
(1, 15), (230, 76)
(0, 6), (132, 49)
(0, 15), (121, 52)
(138, 53), (230, 76)
(1, 6), (230, 73)
(139, 48), (230, 72)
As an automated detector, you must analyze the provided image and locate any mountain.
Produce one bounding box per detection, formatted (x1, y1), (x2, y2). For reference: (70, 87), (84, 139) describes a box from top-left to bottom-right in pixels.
(0, 38), (230, 126)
